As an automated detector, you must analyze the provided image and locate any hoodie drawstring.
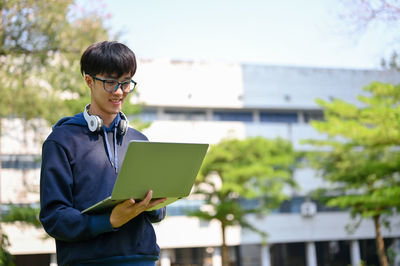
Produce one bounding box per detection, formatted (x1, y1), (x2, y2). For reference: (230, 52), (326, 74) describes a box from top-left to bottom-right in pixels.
(103, 127), (119, 173)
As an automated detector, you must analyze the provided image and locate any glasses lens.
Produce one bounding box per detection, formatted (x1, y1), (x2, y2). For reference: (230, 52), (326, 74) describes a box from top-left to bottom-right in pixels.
(120, 82), (130, 93)
(100, 79), (136, 93)
(121, 80), (136, 93)
(104, 80), (118, 92)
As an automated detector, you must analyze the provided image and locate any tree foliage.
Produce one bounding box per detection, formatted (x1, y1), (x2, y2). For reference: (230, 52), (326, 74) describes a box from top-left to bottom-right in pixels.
(190, 137), (297, 266)
(2, 205), (41, 227)
(0, 0), (143, 120)
(0, 233), (13, 266)
(381, 51), (400, 71)
(304, 82), (400, 266)
(335, 0), (400, 71)
(337, 0), (400, 33)
(0, 0), (142, 262)
(1, 0), (109, 121)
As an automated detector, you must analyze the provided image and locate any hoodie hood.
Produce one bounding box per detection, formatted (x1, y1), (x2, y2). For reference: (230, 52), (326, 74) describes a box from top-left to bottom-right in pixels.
(52, 113), (87, 130)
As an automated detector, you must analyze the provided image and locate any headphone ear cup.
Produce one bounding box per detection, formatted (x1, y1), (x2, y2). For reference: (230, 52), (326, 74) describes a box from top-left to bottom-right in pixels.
(84, 104), (102, 132)
(117, 119), (128, 136)
(88, 115), (103, 132)
(94, 115), (103, 132)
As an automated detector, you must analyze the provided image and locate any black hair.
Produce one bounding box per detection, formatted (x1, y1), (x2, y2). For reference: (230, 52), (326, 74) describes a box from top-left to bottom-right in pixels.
(80, 41), (137, 77)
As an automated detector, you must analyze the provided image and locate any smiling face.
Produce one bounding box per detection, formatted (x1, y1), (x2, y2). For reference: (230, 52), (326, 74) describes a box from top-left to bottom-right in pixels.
(85, 72), (132, 127)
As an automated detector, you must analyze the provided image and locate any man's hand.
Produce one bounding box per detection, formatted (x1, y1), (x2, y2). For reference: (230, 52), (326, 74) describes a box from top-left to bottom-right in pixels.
(110, 190), (166, 228)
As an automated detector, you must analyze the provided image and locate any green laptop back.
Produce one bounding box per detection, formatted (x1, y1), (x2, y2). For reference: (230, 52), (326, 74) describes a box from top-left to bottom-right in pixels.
(111, 141), (209, 200)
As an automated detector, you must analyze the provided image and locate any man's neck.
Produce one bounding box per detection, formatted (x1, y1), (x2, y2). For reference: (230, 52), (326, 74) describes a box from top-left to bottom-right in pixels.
(88, 106), (116, 128)
(101, 116), (116, 128)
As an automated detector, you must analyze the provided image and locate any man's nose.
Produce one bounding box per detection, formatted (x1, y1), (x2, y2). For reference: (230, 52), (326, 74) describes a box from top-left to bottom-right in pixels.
(113, 84), (124, 94)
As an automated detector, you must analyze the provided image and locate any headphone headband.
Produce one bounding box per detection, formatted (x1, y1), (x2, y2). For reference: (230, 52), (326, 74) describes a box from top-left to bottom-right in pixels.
(83, 104), (129, 135)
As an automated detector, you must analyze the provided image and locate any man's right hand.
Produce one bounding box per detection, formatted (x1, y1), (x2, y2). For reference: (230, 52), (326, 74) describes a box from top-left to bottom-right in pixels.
(110, 190), (166, 228)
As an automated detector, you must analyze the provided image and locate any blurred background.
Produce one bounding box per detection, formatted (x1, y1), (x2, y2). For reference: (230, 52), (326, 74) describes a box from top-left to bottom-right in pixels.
(1, 0), (400, 265)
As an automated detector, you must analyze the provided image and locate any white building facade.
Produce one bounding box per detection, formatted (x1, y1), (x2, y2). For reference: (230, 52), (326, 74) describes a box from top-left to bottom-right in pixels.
(1, 59), (400, 265)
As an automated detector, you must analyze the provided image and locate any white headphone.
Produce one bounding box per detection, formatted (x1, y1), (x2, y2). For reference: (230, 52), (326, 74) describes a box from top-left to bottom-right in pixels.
(83, 104), (129, 135)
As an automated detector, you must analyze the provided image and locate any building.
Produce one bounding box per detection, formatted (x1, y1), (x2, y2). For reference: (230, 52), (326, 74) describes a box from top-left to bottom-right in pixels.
(1, 59), (400, 266)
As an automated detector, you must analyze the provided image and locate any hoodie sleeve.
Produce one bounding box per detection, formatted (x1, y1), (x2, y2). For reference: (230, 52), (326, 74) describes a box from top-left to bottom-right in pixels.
(146, 207), (166, 223)
(39, 140), (116, 242)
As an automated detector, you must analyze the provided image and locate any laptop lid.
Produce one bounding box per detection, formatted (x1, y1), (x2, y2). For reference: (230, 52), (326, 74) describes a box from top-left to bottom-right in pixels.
(111, 140), (209, 200)
(82, 141), (208, 214)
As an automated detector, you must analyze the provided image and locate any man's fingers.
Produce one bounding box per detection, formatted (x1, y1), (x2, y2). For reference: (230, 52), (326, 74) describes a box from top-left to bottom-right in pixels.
(124, 198), (135, 206)
(143, 190), (153, 204)
(124, 191), (160, 209)
(134, 190), (153, 208)
(147, 198), (167, 208)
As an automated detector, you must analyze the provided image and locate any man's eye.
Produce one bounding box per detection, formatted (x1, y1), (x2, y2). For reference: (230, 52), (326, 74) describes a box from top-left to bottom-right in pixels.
(105, 81), (117, 84)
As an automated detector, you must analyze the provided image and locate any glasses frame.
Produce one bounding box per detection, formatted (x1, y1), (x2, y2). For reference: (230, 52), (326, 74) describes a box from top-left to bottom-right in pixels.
(90, 75), (137, 93)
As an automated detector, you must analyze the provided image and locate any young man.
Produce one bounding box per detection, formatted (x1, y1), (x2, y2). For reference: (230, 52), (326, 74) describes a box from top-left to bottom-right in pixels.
(40, 41), (166, 266)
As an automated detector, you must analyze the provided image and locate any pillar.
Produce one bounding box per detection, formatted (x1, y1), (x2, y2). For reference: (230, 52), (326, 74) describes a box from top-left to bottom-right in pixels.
(160, 249), (171, 266)
(212, 247), (222, 266)
(306, 242), (317, 266)
(261, 244), (271, 266)
(350, 240), (361, 266)
(50, 253), (57, 266)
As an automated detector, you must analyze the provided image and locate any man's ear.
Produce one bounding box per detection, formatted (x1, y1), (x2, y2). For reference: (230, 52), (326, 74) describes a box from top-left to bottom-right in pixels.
(84, 74), (93, 89)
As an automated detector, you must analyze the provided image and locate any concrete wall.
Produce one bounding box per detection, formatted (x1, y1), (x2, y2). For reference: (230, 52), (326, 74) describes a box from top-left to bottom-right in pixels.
(242, 65), (400, 109)
(134, 60), (400, 110)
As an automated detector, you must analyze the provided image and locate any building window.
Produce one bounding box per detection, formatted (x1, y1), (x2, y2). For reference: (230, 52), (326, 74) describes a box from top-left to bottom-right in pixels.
(213, 111), (253, 122)
(164, 110), (206, 121)
(239, 244), (261, 265)
(359, 238), (395, 266)
(1, 155), (41, 169)
(304, 111), (324, 123)
(260, 112), (298, 123)
(166, 199), (204, 216)
(270, 242), (306, 266)
(316, 241), (351, 266)
(169, 248), (208, 266)
(278, 197), (340, 214)
(279, 197), (304, 213)
(15, 254), (51, 266)
(136, 109), (158, 122)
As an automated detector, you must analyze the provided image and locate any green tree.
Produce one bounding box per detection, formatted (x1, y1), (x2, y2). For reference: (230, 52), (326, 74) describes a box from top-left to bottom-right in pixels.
(305, 82), (400, 266)
(381, 51), (400, 71)
(0, 0), (142, 263)
(190, 137), (297, 266)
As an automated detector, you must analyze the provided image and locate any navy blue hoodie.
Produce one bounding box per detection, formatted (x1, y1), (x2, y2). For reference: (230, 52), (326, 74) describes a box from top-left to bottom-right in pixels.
(40, 113), (166, 266)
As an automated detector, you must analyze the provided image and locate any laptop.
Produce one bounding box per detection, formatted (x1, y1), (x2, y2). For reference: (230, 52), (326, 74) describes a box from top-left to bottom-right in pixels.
(81, 141), (209, 214)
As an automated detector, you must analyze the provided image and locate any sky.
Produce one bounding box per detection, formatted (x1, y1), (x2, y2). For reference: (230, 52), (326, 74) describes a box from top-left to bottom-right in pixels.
(79, 0), (397, 70)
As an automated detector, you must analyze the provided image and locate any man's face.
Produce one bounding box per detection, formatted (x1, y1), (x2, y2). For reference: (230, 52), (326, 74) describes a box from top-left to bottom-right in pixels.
(88, 72), (132, 118)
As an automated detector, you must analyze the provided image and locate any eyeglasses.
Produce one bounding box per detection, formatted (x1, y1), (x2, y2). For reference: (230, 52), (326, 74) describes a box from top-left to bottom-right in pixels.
(90, 75), (137, 93)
